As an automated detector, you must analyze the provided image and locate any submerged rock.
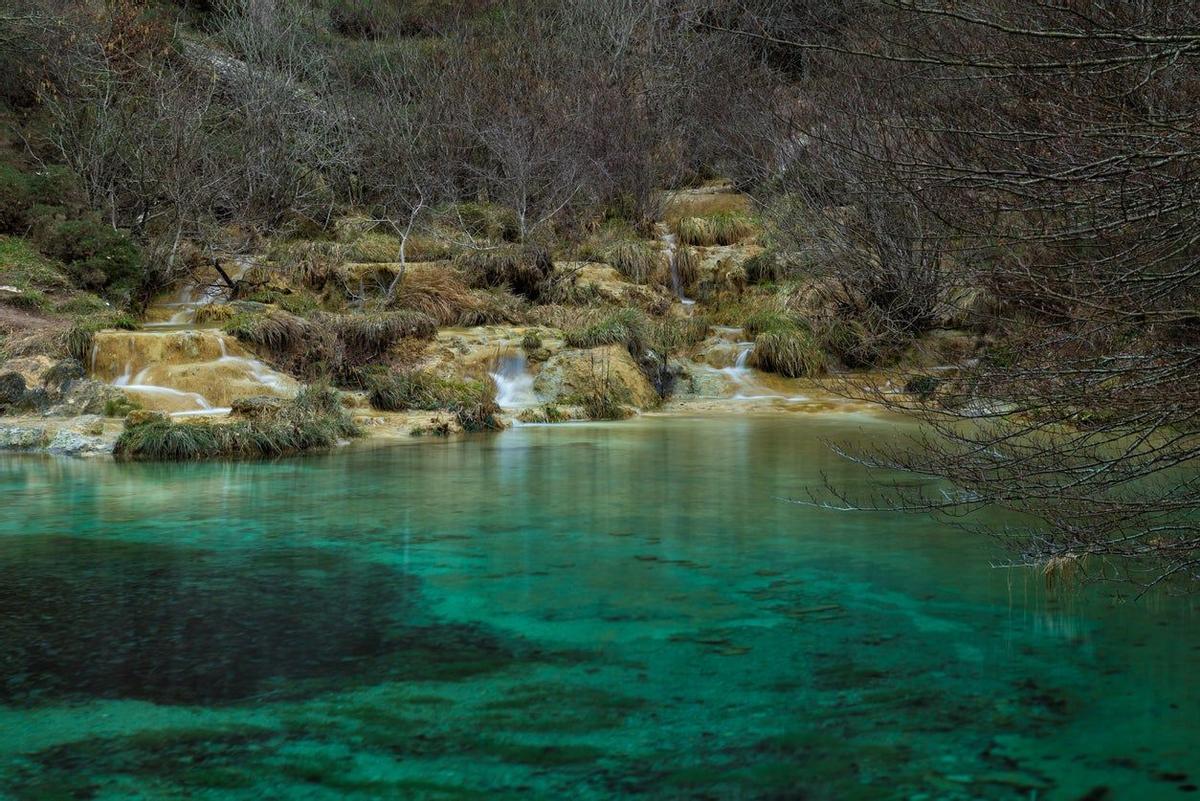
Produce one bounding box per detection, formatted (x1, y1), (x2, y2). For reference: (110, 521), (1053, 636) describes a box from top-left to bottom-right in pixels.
(0, 537), (538, 706)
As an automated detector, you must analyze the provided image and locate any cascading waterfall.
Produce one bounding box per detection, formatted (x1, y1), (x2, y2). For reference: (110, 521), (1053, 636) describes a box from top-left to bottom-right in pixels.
(144, 256), (254, 329)
(489, 353), (539, 410)
(89, 257), (299, 416)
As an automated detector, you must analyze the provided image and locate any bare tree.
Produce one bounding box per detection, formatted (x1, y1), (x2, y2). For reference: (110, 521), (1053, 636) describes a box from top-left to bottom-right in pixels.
(733, 0), (1200, 589)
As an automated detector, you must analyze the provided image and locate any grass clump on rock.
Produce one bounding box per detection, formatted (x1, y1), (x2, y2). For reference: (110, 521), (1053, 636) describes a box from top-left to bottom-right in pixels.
(66, 311), (139, 363)
(114, 384), (360, 461)
(745, 310), (826, 378)
(564, 307), (649, 351)
(223, 308), (435, 384)
(367, 370), (502, 431)
(456, 245), (553, 300)
(673, 212), (756, 246)
(603, 241), (660, 284)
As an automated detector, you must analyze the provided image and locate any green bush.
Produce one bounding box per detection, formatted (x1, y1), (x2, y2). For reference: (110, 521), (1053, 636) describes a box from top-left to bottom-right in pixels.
(114, 384), (359, 461)
(749, 314), (826, 378)
(0, 165), (31, 233)
(673, 212), (757, 246)
(0, 235), (70, 292)
(55, 293), (111, 316)
(36, 216), (141, 294)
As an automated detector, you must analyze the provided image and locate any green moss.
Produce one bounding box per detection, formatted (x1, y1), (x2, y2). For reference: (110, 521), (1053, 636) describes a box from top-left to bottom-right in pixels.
(36, 216), (141, 295)
(0, 235), (70, 292)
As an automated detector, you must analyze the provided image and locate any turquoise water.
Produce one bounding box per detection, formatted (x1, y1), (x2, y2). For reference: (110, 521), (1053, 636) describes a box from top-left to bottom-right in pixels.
(0, 413), (1197, 800)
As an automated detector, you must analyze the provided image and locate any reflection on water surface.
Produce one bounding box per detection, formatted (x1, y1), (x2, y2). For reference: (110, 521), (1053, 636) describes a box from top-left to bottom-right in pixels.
(1, 414), (1197, 799)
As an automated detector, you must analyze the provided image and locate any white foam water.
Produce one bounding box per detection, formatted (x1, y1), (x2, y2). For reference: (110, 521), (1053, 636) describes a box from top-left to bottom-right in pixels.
(489, 353), (538, 409)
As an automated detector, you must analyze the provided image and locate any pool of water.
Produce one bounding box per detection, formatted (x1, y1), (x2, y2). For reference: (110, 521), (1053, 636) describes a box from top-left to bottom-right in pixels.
(0, 413), (1197, 800)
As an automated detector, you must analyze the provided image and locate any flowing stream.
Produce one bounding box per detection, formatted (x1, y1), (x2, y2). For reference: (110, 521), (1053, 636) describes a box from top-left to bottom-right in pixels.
(2, 415), (1197, 800)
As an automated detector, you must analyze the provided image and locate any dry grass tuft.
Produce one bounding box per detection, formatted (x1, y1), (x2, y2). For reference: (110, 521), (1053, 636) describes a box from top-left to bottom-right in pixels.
(389, 265), (476, 326)
(673, 212), (757, 246)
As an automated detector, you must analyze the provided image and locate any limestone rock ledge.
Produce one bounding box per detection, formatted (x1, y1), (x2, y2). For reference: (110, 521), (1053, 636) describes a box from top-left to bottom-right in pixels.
(0, 415), (123, 457)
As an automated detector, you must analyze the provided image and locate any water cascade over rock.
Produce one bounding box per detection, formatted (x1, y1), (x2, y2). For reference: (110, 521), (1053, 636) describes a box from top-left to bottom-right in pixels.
(89, 260), (299, 415)
(488, 352), (539, 410)
(685, 327), (806, 402)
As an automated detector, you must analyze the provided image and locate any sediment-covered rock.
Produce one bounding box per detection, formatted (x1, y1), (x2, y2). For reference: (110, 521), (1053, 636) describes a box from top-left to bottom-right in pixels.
(532, 345), (658, 409)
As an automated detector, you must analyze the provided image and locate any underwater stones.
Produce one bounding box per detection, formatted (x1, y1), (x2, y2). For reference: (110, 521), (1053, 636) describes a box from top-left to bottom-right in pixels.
(0, 537), (532, 706)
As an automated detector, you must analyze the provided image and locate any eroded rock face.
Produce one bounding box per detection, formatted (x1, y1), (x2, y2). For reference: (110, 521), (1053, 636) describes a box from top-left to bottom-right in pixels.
(532, 345), (659, 409)
(50, 379), (126, 416)
(0, 355), (55, 387)
(558, 262), (670, 308)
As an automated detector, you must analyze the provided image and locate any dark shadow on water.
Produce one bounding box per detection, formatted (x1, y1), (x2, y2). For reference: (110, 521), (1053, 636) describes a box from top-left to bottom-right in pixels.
(0, 536), (533, 706)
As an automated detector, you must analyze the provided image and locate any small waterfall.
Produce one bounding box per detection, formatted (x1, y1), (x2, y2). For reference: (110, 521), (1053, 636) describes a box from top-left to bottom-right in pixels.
(489, 353), (538, 409)
(720, 345), (757, 398)
(657, 225), (695, 306)
(144, 256), (254, 328)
